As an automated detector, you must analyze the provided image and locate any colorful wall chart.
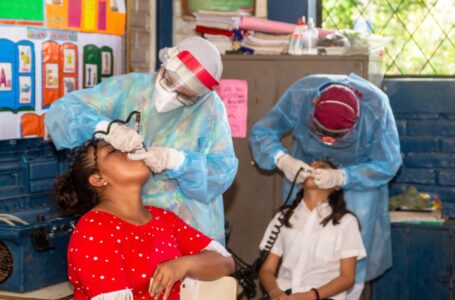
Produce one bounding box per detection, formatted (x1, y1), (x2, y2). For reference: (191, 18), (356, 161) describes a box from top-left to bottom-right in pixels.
(46, 0), (126, 35)
(42, 40), (79, 108)
(0, 0), (44, 26)
(0, 39), (36, 112)
(0, 26), (123, 141)
(83, 45), (113, 88)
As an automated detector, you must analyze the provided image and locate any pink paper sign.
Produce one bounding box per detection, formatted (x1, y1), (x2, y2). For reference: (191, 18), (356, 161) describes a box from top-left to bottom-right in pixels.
(215, 79), (248, 138)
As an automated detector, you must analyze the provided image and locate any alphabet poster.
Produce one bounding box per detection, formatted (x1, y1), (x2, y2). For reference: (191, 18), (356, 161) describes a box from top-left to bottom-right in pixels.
(0, 64), (13, 92)
(0, 26), (123, 140)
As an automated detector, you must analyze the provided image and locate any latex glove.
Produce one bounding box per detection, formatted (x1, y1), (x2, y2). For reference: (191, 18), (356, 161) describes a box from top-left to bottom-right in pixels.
(128, 147), (185, 173)
(276, 154), (314, 183)
(313, 168), (345, 189)
(96, 122), (143, 153)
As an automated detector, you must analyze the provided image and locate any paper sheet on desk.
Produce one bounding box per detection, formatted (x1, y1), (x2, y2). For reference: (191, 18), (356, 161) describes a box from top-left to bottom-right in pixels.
(215, 80), (248, 138)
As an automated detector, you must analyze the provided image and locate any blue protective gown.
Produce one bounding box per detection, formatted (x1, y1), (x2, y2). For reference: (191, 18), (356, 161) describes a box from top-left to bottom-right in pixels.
(249, 73), (402, 282)
(45, 72), (239, 243)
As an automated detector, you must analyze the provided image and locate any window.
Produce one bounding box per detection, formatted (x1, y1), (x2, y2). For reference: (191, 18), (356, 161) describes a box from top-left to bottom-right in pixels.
(320, 0), (455, 76)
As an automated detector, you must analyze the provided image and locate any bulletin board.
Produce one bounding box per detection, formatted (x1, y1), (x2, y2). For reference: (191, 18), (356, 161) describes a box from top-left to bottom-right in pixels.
(182, 0), (255, 17)
(0, 1), (124, 141)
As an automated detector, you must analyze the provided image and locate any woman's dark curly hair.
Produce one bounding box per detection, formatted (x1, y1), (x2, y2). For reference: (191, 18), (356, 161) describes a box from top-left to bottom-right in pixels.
(280, 159), (357, 228)
(54, 139), (101, 216)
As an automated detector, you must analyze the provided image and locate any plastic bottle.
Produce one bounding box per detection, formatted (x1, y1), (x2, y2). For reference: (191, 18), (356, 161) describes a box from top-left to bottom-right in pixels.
(288, 17), (305, 55)
(302, 17), (318, 54)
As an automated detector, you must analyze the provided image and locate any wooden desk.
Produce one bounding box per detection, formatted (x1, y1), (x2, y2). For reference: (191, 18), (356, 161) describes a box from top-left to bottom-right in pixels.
(0, 282), (73, 300)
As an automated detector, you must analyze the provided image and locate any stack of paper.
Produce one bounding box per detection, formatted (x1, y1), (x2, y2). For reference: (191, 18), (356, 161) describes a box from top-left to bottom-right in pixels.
(194, 10), (250, 31)
(194, 10), (251, 54)
(242, 32), (290, 55)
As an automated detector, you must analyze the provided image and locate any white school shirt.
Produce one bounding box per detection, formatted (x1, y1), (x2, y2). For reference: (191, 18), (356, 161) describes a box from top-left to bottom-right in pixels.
(259, 200), (366, 300)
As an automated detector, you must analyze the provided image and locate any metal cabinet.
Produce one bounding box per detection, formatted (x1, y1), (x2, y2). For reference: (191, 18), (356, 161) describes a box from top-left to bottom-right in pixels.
(221, 54), (383, 263)
(372, 223), (453, 300)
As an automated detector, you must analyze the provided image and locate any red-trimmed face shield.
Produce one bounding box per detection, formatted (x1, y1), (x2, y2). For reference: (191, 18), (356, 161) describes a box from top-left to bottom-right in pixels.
(310, 84), (361, 145)
(158, 50), (220, 105)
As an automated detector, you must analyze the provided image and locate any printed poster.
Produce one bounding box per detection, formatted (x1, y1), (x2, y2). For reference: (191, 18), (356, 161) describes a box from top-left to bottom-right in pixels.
(85, 64), (98, 87)
(63, 48), (76, 73)
(0, 26), (124, 140)
(0, 63), (13, 91)
(19, 76), (32, 103)
(45, 63), (59, 89)
(101, 51), (112, 75)
(18, 45), (33, 73)
(63, 77), (76, 94)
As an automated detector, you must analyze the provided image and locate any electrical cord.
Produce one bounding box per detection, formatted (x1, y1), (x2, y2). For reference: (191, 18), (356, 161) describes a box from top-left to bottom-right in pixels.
(0, 217), (15, 226)
(228, 167), (305, 299)
(0, 214), (29, 226)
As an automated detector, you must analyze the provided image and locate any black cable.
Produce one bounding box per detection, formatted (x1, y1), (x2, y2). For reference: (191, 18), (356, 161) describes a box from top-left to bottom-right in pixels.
(228, 167), (306, 299)
(92, 110), (141, 138)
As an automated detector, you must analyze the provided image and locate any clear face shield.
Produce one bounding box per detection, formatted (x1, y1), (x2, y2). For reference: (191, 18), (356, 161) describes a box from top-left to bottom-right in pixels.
(158, 64), (209, 106)
(157, 50), (219, 105)
(310, 116), (354, 146)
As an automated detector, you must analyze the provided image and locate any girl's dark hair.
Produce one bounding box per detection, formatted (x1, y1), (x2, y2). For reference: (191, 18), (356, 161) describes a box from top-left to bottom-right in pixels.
(280, 159), (356, 228)
(53, 139), (101, 215)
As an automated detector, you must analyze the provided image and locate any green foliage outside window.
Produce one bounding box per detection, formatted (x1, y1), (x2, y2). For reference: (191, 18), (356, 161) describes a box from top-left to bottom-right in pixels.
(322, 0), (455, 76)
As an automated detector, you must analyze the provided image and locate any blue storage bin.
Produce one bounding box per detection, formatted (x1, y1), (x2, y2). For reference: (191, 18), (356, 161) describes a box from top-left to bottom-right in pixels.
(0, 139), (77, 292)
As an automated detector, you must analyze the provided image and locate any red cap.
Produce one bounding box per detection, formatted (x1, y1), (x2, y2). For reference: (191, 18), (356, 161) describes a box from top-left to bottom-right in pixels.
(313, 84), (359, 133)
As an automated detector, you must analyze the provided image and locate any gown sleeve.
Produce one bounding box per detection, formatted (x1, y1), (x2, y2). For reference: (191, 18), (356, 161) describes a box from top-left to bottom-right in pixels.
(167, 92), (238, 203)
(45, 74), (140, 149)
(343, 97), (402, 190)
(249, 87), (311, 170)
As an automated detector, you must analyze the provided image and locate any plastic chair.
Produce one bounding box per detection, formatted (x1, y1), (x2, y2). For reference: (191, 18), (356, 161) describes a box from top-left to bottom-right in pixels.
(180, 276), (237, 300)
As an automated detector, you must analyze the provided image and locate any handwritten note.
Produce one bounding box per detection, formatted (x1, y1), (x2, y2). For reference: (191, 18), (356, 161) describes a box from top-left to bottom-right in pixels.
(215, 79), (248, 138)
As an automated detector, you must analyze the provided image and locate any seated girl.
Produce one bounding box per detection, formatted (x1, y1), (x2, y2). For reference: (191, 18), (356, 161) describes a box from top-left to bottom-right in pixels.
(259, 160), (366, 300)
(54, 139), (234, 300)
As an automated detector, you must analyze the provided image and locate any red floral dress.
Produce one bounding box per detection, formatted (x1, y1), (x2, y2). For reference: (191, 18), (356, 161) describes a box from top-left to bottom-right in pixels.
(67, 206), (211, 300)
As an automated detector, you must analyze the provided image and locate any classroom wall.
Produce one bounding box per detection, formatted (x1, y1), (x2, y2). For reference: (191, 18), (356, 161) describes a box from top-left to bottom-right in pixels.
(387, 78), (455, 214)
(127, 0), (155, 72)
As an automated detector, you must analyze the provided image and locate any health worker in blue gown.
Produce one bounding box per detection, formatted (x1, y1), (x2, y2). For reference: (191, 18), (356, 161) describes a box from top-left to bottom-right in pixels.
(249, 73), (402, 299)
(45, 37), (238, 243)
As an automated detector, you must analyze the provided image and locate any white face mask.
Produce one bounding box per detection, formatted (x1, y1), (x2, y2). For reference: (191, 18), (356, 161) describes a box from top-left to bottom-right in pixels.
(153, 75), (183, 113)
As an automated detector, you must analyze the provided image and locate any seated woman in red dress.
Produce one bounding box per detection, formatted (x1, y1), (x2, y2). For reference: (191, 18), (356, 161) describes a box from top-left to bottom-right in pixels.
(54, 139), (234, 300)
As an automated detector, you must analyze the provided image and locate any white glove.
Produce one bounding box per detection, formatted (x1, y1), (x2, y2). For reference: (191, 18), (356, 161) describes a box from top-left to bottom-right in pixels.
(127, 147), (185, 173)
(96, 122), (143, 153)
(313, 169), (345, 189)
(276, 154), (314, 183)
